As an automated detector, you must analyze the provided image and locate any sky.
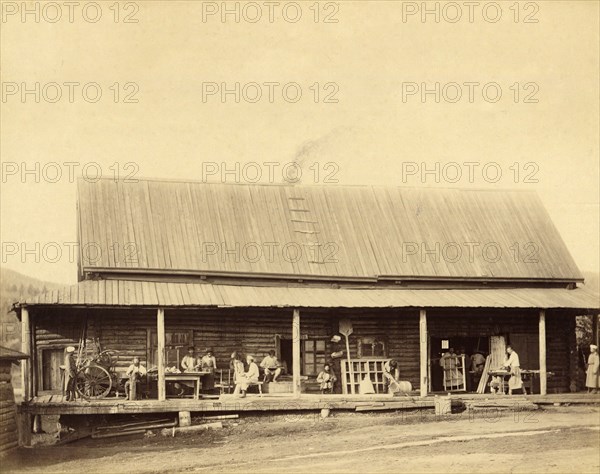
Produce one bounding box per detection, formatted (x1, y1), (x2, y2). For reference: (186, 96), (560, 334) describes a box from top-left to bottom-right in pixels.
(0, 0), (599, 285)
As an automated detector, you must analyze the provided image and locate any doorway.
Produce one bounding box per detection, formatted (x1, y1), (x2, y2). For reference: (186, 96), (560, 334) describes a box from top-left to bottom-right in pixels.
(40, 348), (64, 393)
(279, 338), (293, 375)
(429, 336), (491, 392)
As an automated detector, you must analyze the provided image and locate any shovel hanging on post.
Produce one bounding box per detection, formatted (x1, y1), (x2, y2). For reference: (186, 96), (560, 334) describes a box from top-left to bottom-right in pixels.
(339, 319), (354, 394)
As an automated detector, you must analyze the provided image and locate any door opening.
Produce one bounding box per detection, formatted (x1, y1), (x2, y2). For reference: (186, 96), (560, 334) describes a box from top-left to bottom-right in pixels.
(429, 336), (491, 392)
(279, 338), (293, 375)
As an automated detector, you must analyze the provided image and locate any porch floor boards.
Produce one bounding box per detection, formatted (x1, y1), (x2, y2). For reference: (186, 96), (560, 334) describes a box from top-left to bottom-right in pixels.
(19, 392), (600, 416)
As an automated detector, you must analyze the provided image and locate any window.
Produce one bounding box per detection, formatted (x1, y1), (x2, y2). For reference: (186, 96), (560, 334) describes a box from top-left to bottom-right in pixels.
(357, 337), (388, 358)
(302, 339), (327, 376)
(148, 330), (193, 370)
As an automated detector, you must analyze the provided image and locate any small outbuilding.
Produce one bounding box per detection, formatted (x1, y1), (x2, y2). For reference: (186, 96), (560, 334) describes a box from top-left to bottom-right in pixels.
(0, 345), (28, 456)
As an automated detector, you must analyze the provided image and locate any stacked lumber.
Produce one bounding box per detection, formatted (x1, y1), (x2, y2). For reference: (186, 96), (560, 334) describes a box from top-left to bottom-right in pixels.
(464, 396), (538, 411)
(476, 356), (492, 394)
(91, 417), (176, 439)
(355, 399), (434, 412)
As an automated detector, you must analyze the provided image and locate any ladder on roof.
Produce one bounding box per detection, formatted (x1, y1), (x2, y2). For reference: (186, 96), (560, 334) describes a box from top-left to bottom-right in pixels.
(287, 196), (324, 265)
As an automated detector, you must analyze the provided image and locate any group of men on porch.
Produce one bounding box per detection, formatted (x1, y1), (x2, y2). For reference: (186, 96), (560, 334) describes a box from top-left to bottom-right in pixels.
(61, 342), (600, 400)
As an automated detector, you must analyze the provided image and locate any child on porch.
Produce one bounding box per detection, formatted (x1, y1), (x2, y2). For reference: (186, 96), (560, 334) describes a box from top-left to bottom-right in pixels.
(317, 364), (337, 394)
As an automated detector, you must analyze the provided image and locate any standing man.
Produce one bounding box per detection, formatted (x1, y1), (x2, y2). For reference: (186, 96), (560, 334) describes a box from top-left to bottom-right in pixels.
(125, 357), (147, 400)
(64, 346), (77, 402)
(181, 346), (198, 373)
(383, 359), (400, 393)
(504, 345), (523, 395)
(260, 350), (282, 383)
(586, 344), (599, 394)
(200, 348), (217, 392)
(470, 350), (486, 390)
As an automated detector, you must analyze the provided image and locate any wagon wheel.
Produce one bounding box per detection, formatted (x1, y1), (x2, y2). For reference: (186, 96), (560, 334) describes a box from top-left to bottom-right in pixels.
(75, 365), (112, 399)
(95, 350), (118, 368)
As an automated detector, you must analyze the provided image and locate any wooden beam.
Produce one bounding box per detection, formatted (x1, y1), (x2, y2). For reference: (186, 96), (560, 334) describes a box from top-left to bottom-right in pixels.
(292, 309), (301, 397)
(21, 307), (31, 402)
(157, 308), (166, 401)
(419, 309), (427, 397)
(539, 310), (547, 396)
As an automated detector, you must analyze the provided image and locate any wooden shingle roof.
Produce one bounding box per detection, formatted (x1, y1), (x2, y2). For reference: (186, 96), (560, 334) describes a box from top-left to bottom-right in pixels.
(76, 179), (583, 282)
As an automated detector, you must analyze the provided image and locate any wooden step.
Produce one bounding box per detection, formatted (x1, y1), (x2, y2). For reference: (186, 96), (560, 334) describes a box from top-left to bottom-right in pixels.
(263, 382), (294, 394)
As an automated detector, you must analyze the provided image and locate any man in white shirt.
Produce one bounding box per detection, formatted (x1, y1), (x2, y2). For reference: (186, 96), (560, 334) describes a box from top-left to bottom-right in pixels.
(181, 346), (198, 372)
(125, 357), (147, 400)
(260, 350), (282, 383)
(503, 345), (523, 395)
(234, 355), (260, 398)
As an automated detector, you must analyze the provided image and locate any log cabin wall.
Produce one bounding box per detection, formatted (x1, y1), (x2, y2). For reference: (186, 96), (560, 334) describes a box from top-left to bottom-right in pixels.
(29, 307), (422, 393)
(28, 306), (573, 395)
(31, 308), (155, 394)
(331, 309), (420, 389)
(547, 312), (576, 393)
(427, 309), (574, 393)
(0, 361), (19, 457)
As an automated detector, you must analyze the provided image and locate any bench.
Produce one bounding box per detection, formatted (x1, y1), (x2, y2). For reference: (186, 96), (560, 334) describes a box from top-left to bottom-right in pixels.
(248, 381), (263, 396)
(215, 370), (263, 396)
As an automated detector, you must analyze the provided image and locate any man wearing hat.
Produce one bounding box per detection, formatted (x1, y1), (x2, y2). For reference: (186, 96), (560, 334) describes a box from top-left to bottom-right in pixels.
(64, 346), (77, 401)
(586, 344), (599, 393)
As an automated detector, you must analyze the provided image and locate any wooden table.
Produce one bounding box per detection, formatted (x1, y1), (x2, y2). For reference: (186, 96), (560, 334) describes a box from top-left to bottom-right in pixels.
(520, 369), (540, 395)
(488, 370), (510, 394)
(488, 369), (541, 394)
(165, 372), (208, 400)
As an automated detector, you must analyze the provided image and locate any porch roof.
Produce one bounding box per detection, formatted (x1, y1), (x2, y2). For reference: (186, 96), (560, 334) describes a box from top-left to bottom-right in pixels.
(13, 279), (600, 311)
(0, 345), (29, 361)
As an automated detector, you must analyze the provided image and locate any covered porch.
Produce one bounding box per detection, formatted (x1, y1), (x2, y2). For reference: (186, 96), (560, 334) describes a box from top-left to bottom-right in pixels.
(15, 279), (600, 411)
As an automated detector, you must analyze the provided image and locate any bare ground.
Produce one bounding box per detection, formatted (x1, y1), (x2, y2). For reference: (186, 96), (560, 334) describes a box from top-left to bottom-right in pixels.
(3, 406), (600, 474)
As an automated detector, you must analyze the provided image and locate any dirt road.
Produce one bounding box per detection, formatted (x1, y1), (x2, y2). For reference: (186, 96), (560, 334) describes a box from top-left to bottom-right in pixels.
(4, 406), (600, 473)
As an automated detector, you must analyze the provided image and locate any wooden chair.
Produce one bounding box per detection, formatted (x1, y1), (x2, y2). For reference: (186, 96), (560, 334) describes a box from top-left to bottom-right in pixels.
(215, 369), (233, 394)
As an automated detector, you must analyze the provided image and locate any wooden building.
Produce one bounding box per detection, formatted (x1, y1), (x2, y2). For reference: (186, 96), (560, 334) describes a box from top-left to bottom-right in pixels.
(12, 179), (600, 416)
(0, 346), (28, 456)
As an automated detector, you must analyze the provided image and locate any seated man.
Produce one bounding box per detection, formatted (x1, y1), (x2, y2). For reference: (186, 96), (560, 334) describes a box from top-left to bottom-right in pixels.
(125, 357), (147, 400)
(233, 355), (260, 398)
(317, 364), (337, 394)
(260, 350), (282, 383)
(181, 346), (198, 373)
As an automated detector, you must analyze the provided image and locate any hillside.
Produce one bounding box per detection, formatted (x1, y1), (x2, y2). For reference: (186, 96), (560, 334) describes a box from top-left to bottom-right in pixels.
(0, 267), (62, 350)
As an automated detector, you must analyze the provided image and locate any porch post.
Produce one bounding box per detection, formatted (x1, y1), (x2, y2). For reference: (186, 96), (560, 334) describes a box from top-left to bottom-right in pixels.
(419, 309), (427, 397)
(157, 308), (166, 401)
(539, 309), (547, 396)
(292, 309), (301, 397)
(21, 306), (31, 402)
